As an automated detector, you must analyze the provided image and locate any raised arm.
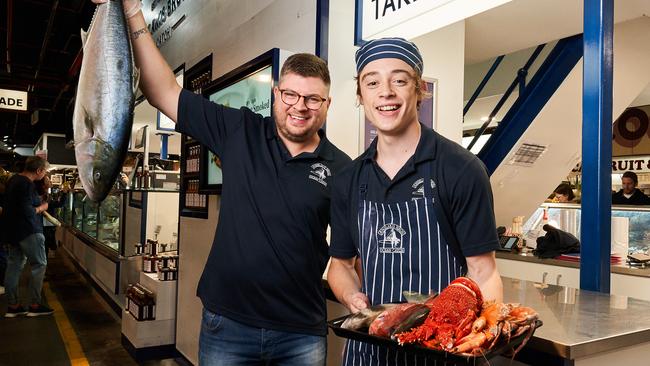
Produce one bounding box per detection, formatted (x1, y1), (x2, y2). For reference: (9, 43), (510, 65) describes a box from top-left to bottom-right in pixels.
(93, 0), (181, 121)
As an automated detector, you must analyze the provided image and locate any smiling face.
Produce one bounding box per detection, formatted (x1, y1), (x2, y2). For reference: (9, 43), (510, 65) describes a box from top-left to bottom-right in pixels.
(358, 58), (423, 136)
(272, 72), (330, 144)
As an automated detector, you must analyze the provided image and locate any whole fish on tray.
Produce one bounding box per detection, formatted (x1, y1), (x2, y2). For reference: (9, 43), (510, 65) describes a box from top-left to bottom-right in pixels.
(368, 303), (430, 339)
(73, 0), (138, 202)
(341, 304), (397, 331)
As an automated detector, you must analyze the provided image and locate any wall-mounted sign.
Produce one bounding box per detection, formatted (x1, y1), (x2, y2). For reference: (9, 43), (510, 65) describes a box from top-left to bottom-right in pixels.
(355, 0), (512, 45)
(0, 88), (28, 111)
(360, 0), (452, 42)
(612, 156), (650, 173)
(146, 0), (189, 47)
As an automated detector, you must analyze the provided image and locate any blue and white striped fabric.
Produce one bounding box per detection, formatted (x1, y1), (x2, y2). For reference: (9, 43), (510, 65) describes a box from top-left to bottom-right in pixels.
(342, 165), (465, 365)
(355, 37), (424, 76)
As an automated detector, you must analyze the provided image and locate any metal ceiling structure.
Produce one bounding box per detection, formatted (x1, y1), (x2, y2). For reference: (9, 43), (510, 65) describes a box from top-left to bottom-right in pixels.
(0, 0), (95, 167)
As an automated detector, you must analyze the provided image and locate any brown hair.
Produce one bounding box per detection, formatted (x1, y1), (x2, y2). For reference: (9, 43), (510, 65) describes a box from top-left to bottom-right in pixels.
(23, 156), (49, 173)
(554, 183), (575, 201)
(623, 171), (638, 185)
(280, 53), (330, 87)
(355, 72), (431, 109)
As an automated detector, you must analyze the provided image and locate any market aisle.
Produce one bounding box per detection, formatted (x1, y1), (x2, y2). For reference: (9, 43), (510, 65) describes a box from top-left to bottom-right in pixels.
(0, 247), (181, 366)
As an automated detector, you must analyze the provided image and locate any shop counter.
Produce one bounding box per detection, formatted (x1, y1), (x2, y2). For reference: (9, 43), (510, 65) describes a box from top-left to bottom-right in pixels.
(496, 251), (650, 301)
(54, 188), (180, 312)
(502, 277), (650, 366)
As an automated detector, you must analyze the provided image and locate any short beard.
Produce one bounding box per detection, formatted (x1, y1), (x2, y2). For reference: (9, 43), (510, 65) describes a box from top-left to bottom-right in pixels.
(277, 123), (312, 143)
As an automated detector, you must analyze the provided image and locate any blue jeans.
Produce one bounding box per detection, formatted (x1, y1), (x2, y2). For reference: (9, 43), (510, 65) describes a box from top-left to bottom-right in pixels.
(199, 308), (326, 366)
(4, 233), (47, 306)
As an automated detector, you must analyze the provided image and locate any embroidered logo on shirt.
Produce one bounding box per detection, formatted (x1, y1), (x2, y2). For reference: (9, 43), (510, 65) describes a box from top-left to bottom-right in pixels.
(411, 178), (436, 199)
(309, 163), (331, 187)
(378, 224), (406, 253)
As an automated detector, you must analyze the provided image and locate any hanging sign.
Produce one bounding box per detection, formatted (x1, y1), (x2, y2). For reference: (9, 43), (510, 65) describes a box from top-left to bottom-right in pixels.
(613, 106), (650, 157)
(0, 88), (28, 111)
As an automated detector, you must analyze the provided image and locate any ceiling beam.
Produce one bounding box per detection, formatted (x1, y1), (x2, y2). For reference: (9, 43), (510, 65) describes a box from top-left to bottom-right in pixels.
(31, 0), (59, 92)
(6, 0), (13, 74)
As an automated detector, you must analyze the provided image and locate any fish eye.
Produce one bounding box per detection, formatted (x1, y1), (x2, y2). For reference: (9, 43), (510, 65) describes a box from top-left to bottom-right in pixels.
(94, 171), (101, 181)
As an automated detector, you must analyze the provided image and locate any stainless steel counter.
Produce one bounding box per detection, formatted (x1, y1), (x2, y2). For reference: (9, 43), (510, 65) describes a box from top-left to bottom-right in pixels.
(497, 251), (650, 278)
(503, 276), (650, 359)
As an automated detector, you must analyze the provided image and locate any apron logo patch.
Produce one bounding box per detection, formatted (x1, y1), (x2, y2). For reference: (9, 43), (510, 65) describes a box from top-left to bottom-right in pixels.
(309, 163), (331, 187)
(411, 178), (436, 199)
(378, 224), (406, 253)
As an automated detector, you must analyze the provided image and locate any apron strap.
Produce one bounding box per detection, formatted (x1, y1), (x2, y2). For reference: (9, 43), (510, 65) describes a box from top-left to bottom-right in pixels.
(429, 159), (467, 268)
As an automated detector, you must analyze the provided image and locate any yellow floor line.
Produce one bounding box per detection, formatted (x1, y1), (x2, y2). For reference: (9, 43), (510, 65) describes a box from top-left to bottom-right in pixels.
(43, 282), (90, 366)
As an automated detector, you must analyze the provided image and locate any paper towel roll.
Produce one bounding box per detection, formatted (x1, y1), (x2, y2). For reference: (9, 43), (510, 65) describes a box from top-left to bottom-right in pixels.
(611, 216), (629, 256)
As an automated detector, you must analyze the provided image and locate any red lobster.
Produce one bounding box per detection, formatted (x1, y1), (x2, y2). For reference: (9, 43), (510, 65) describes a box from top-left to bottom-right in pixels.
(395, 277), (483, 351)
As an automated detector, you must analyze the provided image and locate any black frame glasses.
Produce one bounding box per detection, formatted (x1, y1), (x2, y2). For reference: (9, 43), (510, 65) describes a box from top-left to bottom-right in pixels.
(278, 89), (327, 110)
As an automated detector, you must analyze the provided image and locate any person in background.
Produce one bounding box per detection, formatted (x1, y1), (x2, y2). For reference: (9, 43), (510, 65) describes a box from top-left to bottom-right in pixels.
(3, 156), (53, 317)
(91, 1), (351, 364)
(0, 167), (11, 295)
(553, 183), (575, 203)
(612, 171), (650, 205)
(35, 175), (65, 254)
(327, 37), (503, 364)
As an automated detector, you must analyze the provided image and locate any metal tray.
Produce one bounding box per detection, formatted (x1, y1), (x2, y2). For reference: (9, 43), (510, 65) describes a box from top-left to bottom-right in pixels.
(328, 315), (543, 365)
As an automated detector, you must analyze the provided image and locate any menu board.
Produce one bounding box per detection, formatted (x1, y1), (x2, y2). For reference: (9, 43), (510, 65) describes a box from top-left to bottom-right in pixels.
(206, 66), (273, 185)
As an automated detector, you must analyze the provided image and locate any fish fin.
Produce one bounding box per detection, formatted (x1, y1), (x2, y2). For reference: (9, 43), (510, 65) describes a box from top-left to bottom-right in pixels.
(83, 108), (94, 137)
(80, 29), (88, 47)
(132, 67), (141, 93)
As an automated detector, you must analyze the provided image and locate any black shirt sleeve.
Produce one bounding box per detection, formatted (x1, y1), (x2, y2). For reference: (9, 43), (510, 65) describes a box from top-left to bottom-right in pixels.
(329, 169), (358, 259)
(449, 158), (500, 257)
(175, 89), (246, 157)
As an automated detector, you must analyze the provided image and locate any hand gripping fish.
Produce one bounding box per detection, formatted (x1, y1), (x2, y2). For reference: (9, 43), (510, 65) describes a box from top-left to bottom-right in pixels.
(73, 0), (139, 201)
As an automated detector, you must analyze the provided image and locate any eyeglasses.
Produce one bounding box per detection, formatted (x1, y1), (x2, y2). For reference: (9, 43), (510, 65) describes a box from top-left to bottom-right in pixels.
(278, 89), (327, 110)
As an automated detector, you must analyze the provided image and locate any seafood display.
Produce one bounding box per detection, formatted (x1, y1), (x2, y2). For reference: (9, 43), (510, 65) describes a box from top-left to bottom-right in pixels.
(332, 277), (540, 358)
(73, 0), (137, 202)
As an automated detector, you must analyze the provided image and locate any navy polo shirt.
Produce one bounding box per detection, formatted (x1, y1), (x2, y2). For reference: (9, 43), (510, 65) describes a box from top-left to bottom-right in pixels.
(176, 90), (351, 335)
(4, 174), (43, 245)
(330, 125), (499, 260)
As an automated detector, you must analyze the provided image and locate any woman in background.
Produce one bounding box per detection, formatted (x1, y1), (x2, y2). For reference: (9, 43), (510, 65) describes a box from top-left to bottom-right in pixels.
(553, 183), (576, 203)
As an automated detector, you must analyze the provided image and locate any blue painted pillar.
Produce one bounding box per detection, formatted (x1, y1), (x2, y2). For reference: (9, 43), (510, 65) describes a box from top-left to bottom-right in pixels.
(157, 133), (171, 160)
(580, 0), (613, 293)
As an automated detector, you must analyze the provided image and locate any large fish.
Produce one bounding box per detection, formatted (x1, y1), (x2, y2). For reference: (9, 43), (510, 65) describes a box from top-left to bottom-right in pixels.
(341, 304), (398, 331)
(73, 0), (137, 201)
(368, 303), (430, 338)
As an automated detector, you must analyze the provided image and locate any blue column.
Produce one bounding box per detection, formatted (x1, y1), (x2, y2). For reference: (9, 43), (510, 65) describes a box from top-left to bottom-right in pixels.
(580, 0), (613, 293)
(157, 133), (170, 160)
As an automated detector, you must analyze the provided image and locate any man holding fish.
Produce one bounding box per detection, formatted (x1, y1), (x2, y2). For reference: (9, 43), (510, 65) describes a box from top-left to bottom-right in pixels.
(90, 0), (350, 365)
(327, 37), (503, 364)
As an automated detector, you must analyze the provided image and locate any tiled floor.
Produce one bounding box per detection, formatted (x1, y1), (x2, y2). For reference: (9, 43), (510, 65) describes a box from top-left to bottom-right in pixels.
(0, 247), (183, 366)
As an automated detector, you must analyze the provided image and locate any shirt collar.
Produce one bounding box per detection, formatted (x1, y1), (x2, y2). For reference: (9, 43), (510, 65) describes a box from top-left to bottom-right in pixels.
(361, 123), (438, 163)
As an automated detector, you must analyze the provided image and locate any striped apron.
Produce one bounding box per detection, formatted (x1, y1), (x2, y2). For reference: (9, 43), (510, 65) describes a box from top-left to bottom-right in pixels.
(342, 162), (466, 366)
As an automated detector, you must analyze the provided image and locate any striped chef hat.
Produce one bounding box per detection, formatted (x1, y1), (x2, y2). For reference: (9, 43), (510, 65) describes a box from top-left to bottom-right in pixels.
(355, 37), (423, 76)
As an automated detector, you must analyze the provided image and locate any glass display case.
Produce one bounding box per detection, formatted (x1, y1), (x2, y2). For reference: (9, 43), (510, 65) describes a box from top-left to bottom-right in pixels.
(72, 191), (85, 230)
(98, 193), (122, 251)
(83, 198), (99, 239)
(523, 203), (650, 253)
(59, 189), (124, 253)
